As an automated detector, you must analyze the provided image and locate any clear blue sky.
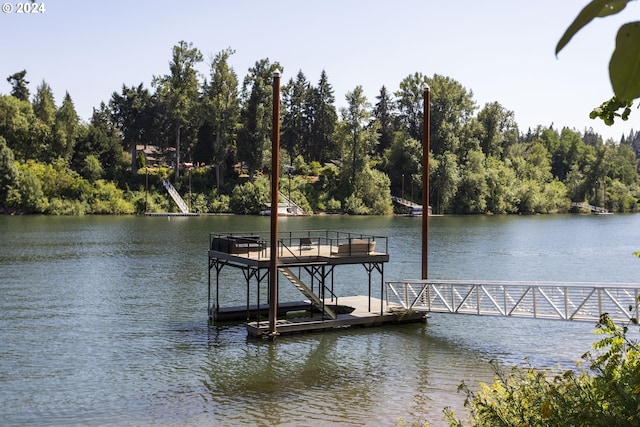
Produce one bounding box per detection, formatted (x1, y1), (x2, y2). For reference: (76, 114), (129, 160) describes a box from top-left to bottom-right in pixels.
(2, 0), (638, 141)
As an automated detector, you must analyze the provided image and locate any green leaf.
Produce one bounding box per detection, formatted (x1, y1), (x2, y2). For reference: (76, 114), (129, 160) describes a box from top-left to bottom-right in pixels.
(556, 0), (630, 56)
(610, 22), (640, 101)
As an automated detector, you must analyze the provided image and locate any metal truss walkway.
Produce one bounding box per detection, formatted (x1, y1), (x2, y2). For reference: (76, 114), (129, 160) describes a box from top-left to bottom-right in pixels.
(386, 279), (640, 323)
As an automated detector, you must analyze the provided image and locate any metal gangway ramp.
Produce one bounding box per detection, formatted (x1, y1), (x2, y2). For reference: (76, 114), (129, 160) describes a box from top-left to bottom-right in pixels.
(386, 279), (640, 323)
(162, 179), (189, 213)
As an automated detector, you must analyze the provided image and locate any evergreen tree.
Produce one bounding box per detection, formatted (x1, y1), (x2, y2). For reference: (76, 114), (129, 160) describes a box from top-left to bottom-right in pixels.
(153, 40), (203, 180)
(110, 83), (157, 174)
(29, 80), (57, 162)
(237, 58), (281, 181)
(309, 70), (337, 163)
(373, 85), (396, 155)
(52, 92), (79, 163)
(200, 47), (240, 189)
(32, 80), (56, 127)
(73, 102), (123, 180)
(6, 70), (30, 102)
(282, 70), (312, 161)
(582, 127), (602, 147)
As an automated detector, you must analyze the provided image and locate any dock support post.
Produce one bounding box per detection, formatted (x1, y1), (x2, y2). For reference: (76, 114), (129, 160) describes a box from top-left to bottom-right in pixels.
(207, 259), (212, 322)
(422, 86), (430, 280)
(380, 263), (384, 314)
(245, 267), (251, 321)
(268, 69), (282, 339)
(368, 263), (372, 312)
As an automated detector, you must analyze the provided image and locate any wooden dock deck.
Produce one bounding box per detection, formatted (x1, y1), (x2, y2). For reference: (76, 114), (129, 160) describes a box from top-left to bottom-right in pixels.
(246, 296), (427, 337)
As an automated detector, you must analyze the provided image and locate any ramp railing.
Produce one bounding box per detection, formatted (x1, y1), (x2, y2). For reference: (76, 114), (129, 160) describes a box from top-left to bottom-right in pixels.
(386, 279), (640, 322)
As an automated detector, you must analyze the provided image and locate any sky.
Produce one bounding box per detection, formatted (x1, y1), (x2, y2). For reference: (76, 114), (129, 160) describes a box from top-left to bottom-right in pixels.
(2, 0), (639, 142)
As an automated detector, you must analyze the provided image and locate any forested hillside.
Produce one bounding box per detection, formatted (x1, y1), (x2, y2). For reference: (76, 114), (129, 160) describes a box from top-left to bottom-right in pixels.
(1, 41), (639, 215)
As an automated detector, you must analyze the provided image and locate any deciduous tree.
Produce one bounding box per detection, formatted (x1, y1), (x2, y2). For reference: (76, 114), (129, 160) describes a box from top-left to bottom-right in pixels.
(381, 130), (421, 200)
(395, 72), (429, 142)
(476, 101), (518, 159)
(0, 95), (38, 161)
(0, 136), (18, 208)
(336, 86), (377, 194)
(431, 152), (460, 214)
(428, 74), (476, 156)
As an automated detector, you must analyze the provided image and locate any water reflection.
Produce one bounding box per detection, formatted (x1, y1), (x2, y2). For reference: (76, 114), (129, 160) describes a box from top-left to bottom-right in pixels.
(2, 214), (639, 426)
(197, 324), (497, 426)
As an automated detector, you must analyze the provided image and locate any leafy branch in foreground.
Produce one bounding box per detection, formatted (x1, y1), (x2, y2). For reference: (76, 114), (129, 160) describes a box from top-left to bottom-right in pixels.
(557, 0), (640, 125)
(443, 310), (640, 426)
(590, 96), (633, 125)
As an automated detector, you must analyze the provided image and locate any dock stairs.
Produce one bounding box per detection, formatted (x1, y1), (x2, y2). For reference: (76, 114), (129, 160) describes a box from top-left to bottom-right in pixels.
(278, 267), (337, 319)
(162, 180), (189, 214)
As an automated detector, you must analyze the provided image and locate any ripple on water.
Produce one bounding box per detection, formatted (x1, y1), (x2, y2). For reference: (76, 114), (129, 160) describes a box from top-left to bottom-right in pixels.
(2, 215), (639, 426)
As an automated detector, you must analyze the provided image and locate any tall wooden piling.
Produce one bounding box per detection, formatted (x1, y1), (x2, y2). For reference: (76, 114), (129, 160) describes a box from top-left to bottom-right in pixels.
(268, 69), (282, 338)
(422, 86), (430, 280)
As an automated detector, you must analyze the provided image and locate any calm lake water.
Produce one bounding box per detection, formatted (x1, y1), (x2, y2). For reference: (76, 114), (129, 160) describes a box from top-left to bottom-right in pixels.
(2, 214), (640, 426)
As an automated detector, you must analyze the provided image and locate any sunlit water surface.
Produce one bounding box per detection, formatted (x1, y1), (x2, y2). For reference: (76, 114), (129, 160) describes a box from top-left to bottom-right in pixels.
(2, 214), (640, 426)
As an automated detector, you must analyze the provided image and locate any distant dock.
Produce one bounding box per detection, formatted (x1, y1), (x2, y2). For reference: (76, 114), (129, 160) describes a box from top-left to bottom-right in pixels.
(145, 212), (200, 217)
(570, 202), (611, 215)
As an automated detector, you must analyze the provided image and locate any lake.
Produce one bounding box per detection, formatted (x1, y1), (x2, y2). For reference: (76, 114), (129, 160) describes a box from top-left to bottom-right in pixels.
(2, 214), (640, 426)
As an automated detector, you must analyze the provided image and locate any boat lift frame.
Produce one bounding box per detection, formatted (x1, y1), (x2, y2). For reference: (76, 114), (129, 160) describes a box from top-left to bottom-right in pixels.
(207, 230), (390, 325)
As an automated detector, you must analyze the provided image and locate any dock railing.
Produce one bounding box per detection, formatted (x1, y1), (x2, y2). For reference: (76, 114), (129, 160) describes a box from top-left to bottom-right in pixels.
(278, 230), (387, 257)
(209, 230), (388, 260)
(386, 279), (640, 323)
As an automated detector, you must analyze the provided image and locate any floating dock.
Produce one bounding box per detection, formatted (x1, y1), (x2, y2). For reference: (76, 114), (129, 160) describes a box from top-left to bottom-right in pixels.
(207, 230), (427, 337)
(245, 296), (426, 337)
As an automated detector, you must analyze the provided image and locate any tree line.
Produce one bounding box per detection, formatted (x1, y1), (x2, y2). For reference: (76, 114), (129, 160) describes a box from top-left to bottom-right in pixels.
(1, 40), (639, 215)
